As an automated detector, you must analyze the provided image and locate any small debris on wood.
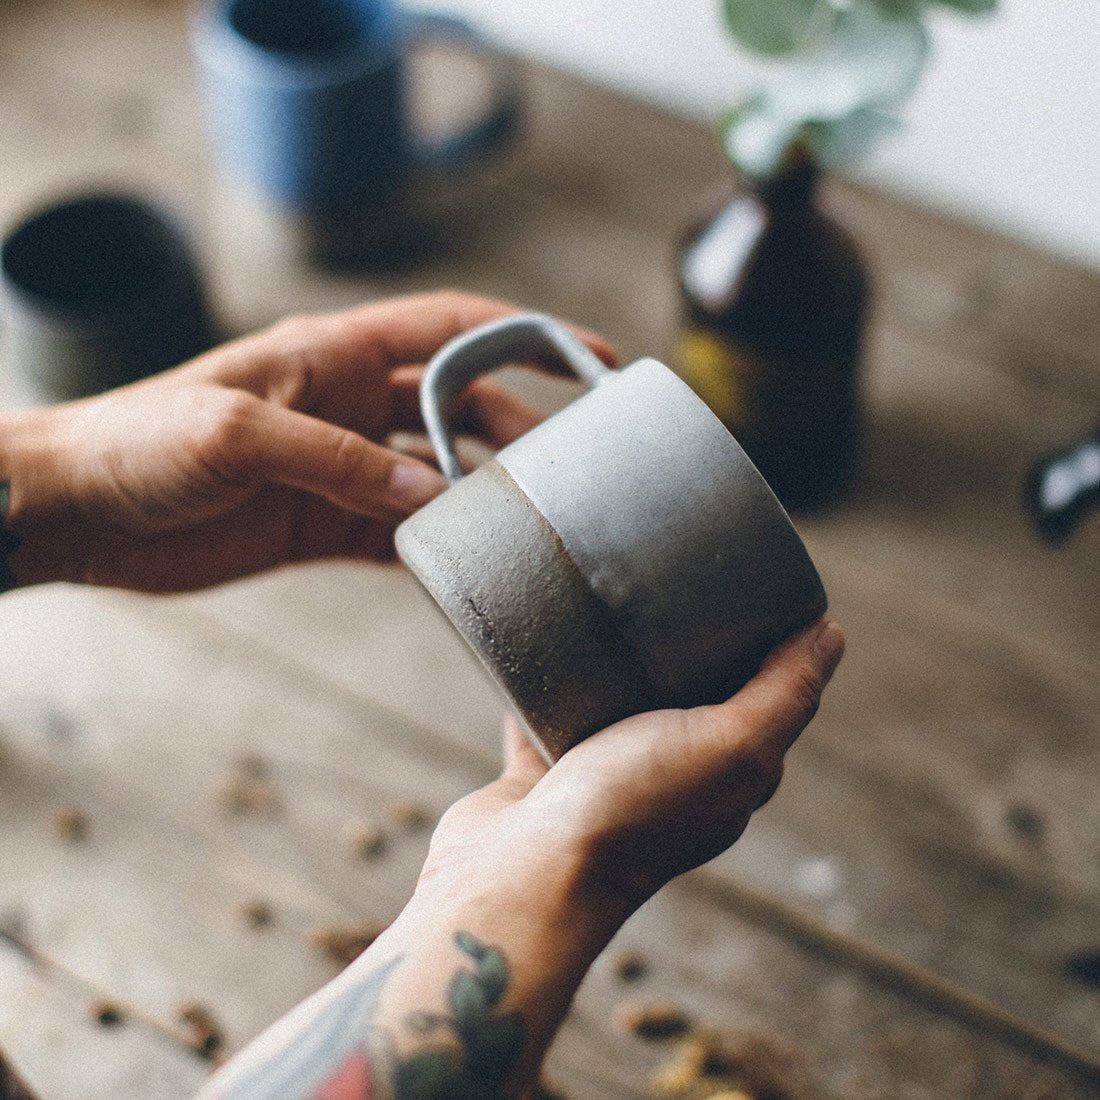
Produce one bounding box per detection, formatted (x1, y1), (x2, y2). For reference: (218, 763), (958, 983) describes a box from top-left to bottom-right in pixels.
(652, 1034), (710, 1094)
(614, 951), (648, 983)
(217, 755), (279, 815)
(1006, 802), (1045, 841)
(617, 1000), (692, 1041)
(1067, 951), (1100, 988)
(386, 799), (431, 831)
(92, 999), (125, 1028)
(217, 777), (279, 814)
(238, 899), (273, 929)
(344, 818), (387, 860)
(311, 922), (386, 967)
(178, 1001), (225, 1062)
(670, 1028), (809, 1100)
(235, 751), (269, 781)
(53, 806), (88, 843)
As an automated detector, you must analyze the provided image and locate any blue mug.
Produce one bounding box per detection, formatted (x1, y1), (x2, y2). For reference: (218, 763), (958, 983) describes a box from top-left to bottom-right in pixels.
(191, 0), (520, 217)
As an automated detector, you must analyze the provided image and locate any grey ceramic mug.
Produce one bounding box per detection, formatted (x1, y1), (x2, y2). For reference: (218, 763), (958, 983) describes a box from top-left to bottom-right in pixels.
(396, 314), (827, 761)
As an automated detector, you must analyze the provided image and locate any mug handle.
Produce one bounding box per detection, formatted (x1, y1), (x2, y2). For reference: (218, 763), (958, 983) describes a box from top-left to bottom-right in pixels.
(421, 313), (613, 483)
(405, 12), (521, 177)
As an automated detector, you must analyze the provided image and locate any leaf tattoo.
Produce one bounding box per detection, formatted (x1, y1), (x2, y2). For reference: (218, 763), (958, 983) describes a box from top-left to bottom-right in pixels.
(394, 932), (524, 1099)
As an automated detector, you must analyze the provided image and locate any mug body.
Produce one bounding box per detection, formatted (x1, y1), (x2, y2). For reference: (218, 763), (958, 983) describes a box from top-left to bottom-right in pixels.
(192, 0), (409, 214)
(397, 359), (827, 760)
(0, 194), (213, 402)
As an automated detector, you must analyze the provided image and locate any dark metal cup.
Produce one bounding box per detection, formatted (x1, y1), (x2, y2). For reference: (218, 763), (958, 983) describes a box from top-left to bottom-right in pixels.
(0, 194), (215, 403)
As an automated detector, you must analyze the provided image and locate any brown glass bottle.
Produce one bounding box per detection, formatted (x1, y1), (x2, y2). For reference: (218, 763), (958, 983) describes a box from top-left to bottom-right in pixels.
(676, 159), (868, 512)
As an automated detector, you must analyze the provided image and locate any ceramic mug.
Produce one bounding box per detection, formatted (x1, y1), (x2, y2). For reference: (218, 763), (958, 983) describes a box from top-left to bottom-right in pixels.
(191, 0), (520, 217)
(0, 194), (214, 404)
(396, 314), (828, 761)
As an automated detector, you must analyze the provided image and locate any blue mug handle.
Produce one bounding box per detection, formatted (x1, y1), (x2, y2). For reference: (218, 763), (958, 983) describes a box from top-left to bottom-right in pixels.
(404, 12), (520, 177)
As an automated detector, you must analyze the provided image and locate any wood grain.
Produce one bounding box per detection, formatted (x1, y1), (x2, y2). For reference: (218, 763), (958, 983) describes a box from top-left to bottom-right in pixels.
(1, 1), (1099, 1097)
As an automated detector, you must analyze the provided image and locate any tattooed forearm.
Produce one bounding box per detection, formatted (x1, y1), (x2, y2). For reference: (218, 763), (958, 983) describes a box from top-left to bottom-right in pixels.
(209, 934), (524, 1100)
(395, 932), (524, 1099)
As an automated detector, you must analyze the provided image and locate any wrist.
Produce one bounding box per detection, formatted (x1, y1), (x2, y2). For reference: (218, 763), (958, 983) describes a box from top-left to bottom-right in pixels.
(0, 406), (83, 587)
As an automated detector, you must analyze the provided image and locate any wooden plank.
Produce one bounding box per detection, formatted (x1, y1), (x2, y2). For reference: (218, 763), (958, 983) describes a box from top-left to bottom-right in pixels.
(0, 946), (206, 1100)
(2, 1), (1099, 1096)
(3, 585), (1097, 1099)
(192, 555), (1100, 1060)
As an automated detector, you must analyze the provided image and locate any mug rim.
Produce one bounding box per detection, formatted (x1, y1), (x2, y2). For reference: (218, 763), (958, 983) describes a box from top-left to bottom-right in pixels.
(191, 0), (407, 89)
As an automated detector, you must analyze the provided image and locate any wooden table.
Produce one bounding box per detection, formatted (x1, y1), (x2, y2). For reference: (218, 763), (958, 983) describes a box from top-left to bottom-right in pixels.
(1, 3), (1098, 1097)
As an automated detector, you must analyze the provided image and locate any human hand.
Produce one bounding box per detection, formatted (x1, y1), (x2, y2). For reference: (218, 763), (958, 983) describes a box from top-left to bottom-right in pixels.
(0, 291), (615, 591)
(203, 621), (842, 1100)
(418, 618), (845, 924)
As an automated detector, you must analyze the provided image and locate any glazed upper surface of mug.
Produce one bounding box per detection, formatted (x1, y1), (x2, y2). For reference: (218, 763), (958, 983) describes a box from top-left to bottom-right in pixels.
(487, 358), (826, 703)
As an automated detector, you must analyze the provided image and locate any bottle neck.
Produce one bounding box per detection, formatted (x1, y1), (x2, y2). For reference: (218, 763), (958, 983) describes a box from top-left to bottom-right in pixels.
(753, 157), (819, 208)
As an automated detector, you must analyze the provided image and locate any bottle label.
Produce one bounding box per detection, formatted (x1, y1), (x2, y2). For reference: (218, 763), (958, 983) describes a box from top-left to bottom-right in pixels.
(677, 328), (757, 429)
(676, 327), (855, 442)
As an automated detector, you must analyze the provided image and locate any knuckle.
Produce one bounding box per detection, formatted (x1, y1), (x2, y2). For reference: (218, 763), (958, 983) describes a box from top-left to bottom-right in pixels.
(326, 430), (368, 491)
(194, 389), (258, 470)
(269, 312), (322, 347)
(431, 287), (478, 312)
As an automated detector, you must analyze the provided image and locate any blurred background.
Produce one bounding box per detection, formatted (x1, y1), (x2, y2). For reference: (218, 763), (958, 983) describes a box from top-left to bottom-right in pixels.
(408, 0), (1100, 269)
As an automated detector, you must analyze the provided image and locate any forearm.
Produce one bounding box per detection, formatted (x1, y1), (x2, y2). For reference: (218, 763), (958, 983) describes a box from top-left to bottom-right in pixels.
(0, 406), (82, 587)
(200, 844), (628, 1099)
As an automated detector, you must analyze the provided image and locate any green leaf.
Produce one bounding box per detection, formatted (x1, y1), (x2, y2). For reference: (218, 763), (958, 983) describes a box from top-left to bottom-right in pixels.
(453, 931), (487, 962)
(459, 1011), (525, 1080)
(767, 6), (929, 120)
(449, 970), (489, 1023)
(870, 0), (925, 16)
(721, 0), (827, 57)
(722, 97), (804, 178)
(803, 106), (902, 166)
(932, 0), (997, 12)
(477, 948), (508, 1007)
(394, 1050), (457, 1099)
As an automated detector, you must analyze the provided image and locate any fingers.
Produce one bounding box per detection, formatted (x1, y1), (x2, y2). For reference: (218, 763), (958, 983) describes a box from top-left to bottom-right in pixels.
(352, 290), (618, 372)
(501, 715), (551, 786)
(716, 619), (845, 758)
(215, 396), (446, 519)
(390, 366), (544, 447)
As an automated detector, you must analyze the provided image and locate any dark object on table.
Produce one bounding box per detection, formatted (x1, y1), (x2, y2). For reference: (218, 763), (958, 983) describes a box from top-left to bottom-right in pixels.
(677, 158), (868, 513)
(1066, 951), (1100, 989)
(1025, 425), (1100, 542)
(177, 1001), (225, 1061)
(92, 999), (126, 1028)
(0, 193), (215, 404)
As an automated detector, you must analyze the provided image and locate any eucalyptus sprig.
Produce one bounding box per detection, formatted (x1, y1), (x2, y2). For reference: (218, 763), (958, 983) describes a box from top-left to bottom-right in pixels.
(721, 0), (998, 178)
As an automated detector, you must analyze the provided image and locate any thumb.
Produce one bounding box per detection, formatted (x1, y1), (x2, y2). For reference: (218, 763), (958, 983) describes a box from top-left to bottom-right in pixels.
(230, 401), (446, 519)
(717, 618), (845, 758)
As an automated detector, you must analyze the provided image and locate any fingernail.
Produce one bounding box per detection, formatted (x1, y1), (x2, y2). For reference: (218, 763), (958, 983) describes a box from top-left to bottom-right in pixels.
(814, 620), (846, 682)
(389, 462), (446, 510)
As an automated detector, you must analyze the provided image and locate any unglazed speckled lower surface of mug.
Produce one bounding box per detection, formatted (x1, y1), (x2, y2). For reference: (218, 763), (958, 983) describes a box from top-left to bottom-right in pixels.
(396, 460), (658, 761)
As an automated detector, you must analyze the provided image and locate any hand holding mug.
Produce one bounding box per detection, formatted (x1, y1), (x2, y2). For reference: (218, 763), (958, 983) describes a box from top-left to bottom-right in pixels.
(0, 292), (614, 591)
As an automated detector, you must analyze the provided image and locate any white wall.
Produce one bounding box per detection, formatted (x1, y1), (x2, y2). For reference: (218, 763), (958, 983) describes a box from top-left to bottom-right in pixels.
(410, 0), (1100, 270)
